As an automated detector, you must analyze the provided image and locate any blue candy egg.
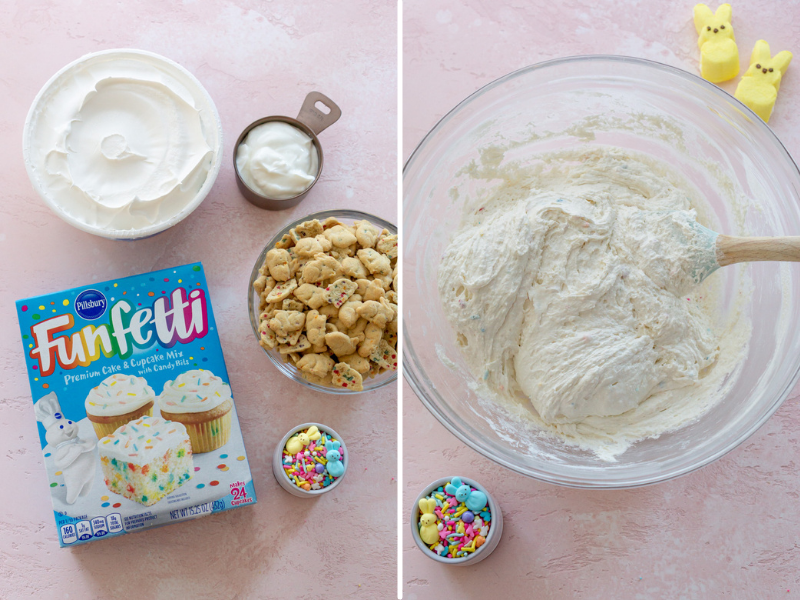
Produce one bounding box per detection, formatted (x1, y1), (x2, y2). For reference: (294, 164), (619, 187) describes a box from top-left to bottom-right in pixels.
(461, 511), (474, 523)
(315, 463), (325, 474)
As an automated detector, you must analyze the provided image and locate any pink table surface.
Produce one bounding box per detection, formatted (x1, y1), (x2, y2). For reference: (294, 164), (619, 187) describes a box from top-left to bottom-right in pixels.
(0, 1), (397, 599)
(403, 1), (800, 598)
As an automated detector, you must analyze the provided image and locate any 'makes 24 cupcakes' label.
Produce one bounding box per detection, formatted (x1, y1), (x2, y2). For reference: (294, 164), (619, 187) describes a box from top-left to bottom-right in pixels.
(16, 263), (256, 548)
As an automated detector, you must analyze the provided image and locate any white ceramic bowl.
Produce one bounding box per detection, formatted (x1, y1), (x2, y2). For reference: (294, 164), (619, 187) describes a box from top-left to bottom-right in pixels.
(410, 476), (503, 565)
(272, 422), (348, 497)
(22, 49), (223, 240)
(403, 56), (800, 488)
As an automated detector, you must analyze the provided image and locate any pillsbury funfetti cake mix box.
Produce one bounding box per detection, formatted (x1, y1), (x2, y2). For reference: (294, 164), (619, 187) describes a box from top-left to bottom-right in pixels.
(15, 263), (256, 547)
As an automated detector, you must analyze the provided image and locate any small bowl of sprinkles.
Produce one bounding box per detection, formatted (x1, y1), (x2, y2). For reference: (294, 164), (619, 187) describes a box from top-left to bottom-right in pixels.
(411, 476), (503, 565)
(272, 422), (348, 497)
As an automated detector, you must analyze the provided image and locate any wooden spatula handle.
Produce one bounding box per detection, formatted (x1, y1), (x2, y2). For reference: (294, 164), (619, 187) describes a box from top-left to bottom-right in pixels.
(717, 235), (800, 267)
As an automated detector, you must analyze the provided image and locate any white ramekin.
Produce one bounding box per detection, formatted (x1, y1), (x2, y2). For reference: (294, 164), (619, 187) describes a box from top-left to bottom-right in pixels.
(410, 476), (503, 565)
(272, 422), (348, 498)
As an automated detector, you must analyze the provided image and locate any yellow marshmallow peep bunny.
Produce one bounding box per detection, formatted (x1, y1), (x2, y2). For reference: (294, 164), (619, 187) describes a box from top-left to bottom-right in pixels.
(693, 4), (739, 83)
(735, 40), (793, 123)
(418, 498), (440, 545)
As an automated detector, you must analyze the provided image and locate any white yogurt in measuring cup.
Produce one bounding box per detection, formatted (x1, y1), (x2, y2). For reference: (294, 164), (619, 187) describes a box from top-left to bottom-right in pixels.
(23, 49), (222, 239)
(235, 121), (319, 200)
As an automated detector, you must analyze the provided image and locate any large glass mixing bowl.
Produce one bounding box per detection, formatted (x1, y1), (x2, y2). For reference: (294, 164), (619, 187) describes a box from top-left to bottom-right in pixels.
(403, 56), (800, 488)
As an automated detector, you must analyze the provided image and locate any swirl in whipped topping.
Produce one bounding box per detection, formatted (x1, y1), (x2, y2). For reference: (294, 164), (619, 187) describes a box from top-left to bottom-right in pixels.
(27, 52), (217, 233)
(158, 369), (232, 414)
(85, 373), (155, 417)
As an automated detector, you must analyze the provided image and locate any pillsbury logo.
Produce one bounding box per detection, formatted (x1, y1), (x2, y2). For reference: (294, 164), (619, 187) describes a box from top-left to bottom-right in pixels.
(74, 289), (107, 321)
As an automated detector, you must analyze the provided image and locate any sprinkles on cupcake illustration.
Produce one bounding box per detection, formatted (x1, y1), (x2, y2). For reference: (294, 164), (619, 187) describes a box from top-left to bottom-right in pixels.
(158, 370), (233, 454)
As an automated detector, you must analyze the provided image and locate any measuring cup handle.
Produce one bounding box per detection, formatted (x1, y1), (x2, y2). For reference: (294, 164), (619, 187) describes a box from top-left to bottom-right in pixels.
(296, 92), (342, 136)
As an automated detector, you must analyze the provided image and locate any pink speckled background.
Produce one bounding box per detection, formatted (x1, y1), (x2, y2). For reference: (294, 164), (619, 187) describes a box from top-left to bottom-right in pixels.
(403, 1), (800, 598)
(0, 1), (396, 599)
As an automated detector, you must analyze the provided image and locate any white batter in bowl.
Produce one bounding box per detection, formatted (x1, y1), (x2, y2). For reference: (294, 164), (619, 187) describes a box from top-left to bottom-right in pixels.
(438, 146), (750, 459)
(23, 49), (223, 239)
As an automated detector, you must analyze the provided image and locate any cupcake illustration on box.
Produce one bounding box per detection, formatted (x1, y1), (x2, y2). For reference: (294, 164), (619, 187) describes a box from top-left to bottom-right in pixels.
(158, 370), (233, 453)
(85, 374), (156, 439)
(16, 263), (256, 547)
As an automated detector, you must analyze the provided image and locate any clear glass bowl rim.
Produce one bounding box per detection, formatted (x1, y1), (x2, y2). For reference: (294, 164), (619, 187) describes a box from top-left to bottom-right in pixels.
(402, 54), (800, 488)
(248, 208), (398, 395)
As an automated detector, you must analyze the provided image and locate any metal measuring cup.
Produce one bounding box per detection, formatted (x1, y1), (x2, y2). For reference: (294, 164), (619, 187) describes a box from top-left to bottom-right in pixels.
(233, 91), (341, 210)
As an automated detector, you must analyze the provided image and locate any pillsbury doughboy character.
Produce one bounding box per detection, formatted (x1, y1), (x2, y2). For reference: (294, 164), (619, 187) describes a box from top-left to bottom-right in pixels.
(445, 477), (487, 513)
(34, 392), (96, 505)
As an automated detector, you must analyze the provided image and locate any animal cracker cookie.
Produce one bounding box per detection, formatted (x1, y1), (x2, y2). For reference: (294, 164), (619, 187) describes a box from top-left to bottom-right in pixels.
(357, 298), (394, 329)
(376, 234), (398, 260)
(735, 40), (793, 123)
(325, 331), (358, 357)
(266, 279), (298, 303)
(278, 334), (312, 354)
(358, 322), (383, 358)
(341, 256), (368, 279)
(693, 4), (739, 83)
(357, 248), (391, 276)
(295, 236), (325, 257)
(323, 225), (358, 248)
(338, 297), (363, 329)
(369, 339), (398, 371)
(339, 353), (371, 374)
(323, 278), (358, 308)
(331, 362), (364, 391)
(354, 220), (381, 248)
(301, 253), (342, 283)
(266, 248), (292, 281)
(268, 310), (305, 345)
(294, 283), (326, 309)
(305, 310), (327, 345)
(294, 219), (324, 239)
(297, 353), (335, 378)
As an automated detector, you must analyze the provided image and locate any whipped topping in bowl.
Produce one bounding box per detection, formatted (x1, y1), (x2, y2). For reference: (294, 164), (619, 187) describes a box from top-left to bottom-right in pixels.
(23, 49), (223, 239)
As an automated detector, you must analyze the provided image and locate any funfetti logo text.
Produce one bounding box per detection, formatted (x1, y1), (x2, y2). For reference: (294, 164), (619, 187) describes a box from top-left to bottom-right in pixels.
(29, 287), (209, 377)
